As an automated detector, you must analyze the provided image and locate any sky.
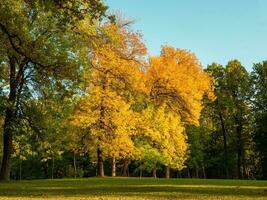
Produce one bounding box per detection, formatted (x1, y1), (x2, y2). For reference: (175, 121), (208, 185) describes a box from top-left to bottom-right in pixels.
(105, 0), (267, 71)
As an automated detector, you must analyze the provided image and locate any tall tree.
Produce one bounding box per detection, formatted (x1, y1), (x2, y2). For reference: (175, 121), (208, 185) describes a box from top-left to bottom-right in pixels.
(225, 60), (251, 179)
(251, 61), (267, 179)
(205, 63), (230, 178)
(0, 0), (108, 180)
(192, 60), (253, 179)
(146, 46), (214, 125)
(69, 24), (146, 177)
(142, 46), (214, 177)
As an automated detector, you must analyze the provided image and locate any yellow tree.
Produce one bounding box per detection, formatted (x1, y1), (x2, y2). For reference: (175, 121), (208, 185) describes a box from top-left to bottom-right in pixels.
(136, 104), (187, 178)
(70, 88), (137, 177)
(147, 46), (214, 125)
(144, 46), (214, 177)
(70, 24), (146, 177)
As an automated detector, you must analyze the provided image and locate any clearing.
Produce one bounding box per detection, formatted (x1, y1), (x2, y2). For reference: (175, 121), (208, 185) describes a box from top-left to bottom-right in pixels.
(0, 178), (267, 199)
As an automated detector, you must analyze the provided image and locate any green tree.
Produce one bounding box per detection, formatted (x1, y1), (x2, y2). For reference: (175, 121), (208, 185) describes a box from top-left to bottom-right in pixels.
(193, 60), (253, 179)
(225, 60), (252, 179)
(205, 63), (230, 178)
(0, 0), (108, 180)
(251, 61), (267, 179)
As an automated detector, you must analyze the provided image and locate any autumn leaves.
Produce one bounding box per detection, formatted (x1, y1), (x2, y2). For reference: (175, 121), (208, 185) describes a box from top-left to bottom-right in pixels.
(69, 23), (214, 177)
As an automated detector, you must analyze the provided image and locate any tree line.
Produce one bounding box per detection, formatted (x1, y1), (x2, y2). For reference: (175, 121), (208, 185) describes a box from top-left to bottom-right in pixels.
(0, 0), (267, 181)
(187, 61), (267, 180)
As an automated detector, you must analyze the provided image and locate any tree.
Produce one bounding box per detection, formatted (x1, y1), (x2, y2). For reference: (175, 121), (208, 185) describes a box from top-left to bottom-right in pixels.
(70, 89), (138, 177)
(186, 125), (209, 178)
(138, 145), (163, 178)
(12, 133), (35, 180)
(251, 61), (267, 179)
(69, 23), (146, 177)
(137, 104), (187, 178)
(225, 60), (251, 179)
(143, 46), (214, 177)
(205, 63), (230, 178)
(0, 0), (108, 181)
(191, 60), (253, 179)
(146, 46), (214, 125)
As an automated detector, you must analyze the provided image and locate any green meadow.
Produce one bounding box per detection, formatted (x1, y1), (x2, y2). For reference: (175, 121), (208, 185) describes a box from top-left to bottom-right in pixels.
(0, 178), (267, 200)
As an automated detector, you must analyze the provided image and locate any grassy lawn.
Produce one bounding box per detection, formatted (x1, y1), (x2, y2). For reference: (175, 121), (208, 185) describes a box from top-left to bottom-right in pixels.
(0, 178), (267, 199)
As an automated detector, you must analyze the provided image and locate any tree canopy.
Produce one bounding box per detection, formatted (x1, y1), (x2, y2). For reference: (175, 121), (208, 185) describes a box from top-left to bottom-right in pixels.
(0, 0), (267, 181)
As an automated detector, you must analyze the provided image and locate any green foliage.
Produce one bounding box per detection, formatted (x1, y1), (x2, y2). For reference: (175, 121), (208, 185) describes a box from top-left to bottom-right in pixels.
(187, 60), (255, 179)
(139, 145), (163, 173)
(186, 126), (207, 169)
(252, 61), (267, 179)
(0, 0), (267, 182)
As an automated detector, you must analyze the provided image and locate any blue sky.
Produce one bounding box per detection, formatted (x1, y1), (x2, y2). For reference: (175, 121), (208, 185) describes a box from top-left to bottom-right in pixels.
(105, 0), (267, 70)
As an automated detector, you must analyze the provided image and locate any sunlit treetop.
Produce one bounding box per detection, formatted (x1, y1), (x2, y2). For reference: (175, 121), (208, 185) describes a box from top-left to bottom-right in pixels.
(147, 46), (215, 125)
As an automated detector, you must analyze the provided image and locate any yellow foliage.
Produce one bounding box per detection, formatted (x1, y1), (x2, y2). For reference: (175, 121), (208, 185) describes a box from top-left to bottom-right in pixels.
(147, 46), (214, 125)
(69, 29), (213, 170)
(70, 24), (146, 161)
(138, 104), (188, 170)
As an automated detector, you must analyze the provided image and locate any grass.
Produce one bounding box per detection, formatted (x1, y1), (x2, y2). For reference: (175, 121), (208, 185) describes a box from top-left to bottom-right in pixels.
(0, 177), (267, 199)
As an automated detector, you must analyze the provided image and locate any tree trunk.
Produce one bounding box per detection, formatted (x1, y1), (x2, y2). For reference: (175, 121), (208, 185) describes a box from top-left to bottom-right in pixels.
(0, 109), (14, 181)
(0, 57), (17, 181)
(121, 159), (129, 177)
(152, 168), (157, 178)
(187, 167), (191, 178)
(235, 115), (243, 179)
(202, 164), (206, 179)
(139, 162), (143, 178)
(177, 170), (181, 178)
(165, 166), (170, 179)
(97, 77), (106, 178)
(195, 167), (199, 178)
(217, 100), (229, 179)
(97, 147), (104, 177)
(19, 159), (22, 181)
(111, 157), (116, 177)
(73, 152), (77, 179)
(237, 126), (242, 179)
(51, 154), (54, 179)
(242, 154), (247, 179)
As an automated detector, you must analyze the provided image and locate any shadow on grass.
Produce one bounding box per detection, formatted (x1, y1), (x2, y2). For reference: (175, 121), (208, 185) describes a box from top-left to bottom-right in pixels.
(0, 184), (266, 198)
